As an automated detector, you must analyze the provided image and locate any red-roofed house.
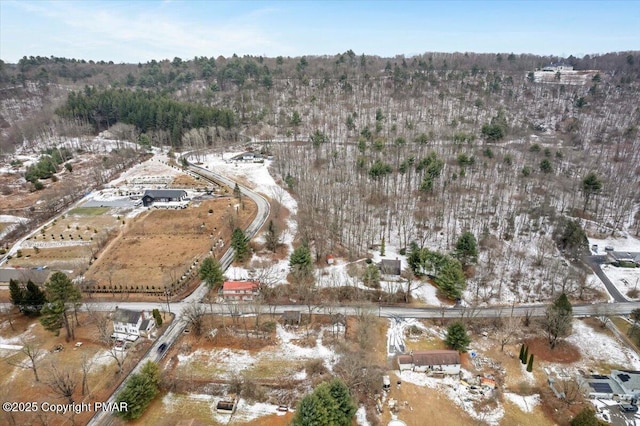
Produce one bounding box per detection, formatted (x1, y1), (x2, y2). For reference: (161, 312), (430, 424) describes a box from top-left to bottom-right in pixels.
(221, 281), (259, 301)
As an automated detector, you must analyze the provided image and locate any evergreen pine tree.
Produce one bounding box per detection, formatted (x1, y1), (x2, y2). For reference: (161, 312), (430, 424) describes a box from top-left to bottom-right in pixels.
(518, 343), (525, 363)
(264, 220), (280, 252)
(445, 322), (471, 352)
(231, 228), (249, 262)
(380, 236), (385, 256)
(9, 279), (24, 308)
(522, 345), (529, 365)
(527, 353), (534, 372)
(199, 256), (225, 290)
(115, 361), (160, 420)
(328, 379), (357, 425)
(289, 243), (313, 283)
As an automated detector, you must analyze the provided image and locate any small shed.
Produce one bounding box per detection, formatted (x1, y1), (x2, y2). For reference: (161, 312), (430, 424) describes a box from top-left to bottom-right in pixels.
(216, 399), (237, 414)
(379, 259), (402, 275)
(282, 310), (301, 326)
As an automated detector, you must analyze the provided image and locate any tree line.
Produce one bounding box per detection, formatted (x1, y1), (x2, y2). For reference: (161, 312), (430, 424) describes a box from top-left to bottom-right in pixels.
(55, 87), (235, 146)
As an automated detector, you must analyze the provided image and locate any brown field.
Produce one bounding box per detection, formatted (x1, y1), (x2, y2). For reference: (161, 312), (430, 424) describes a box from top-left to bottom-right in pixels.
(7, 207), (121, 272)
(84, 197), (256, 293)
(169, 173), (210, 189)
(523, 337), (581, 363)
(0, 311), (162, 426)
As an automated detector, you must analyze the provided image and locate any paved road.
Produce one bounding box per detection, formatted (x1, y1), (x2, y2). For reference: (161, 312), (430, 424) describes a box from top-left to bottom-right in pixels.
(87, 155), (271, 425)
(586, 255), (629, 302)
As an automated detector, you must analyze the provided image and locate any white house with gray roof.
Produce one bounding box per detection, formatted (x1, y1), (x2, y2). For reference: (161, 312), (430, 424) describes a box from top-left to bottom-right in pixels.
(111, 308), (155, 342)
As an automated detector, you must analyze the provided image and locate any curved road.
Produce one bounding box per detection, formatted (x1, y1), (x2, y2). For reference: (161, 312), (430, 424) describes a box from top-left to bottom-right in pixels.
(64, 154), (637, 424)
(87, 155), (270, 426)
(586, 255), (628, 302)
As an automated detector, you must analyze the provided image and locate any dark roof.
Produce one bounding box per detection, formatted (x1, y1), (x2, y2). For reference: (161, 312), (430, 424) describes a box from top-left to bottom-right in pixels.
(140, 319), (151, 331)
(142, 189), (187, 199)
(609, 251), (640, 262)
(113, 309), (142, 325)
(380, 259), (402, 275)
(412, 350), (460, 366)
(0, 268), (52, 284)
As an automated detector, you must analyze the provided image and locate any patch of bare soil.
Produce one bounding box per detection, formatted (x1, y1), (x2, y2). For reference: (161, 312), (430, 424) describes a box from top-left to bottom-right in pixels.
(524, 336), (581, 363)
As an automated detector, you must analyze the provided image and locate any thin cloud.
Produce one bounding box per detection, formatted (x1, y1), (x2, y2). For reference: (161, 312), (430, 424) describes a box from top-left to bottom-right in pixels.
(7, 1), (285, 62)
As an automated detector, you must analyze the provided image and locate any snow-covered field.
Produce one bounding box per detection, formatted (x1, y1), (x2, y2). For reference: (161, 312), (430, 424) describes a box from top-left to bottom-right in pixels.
(567, 319), (640, 370)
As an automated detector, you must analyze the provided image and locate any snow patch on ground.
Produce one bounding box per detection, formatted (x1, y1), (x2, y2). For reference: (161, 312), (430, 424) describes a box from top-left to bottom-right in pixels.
(386, 317), (433, 356)
(356, 405), (371, 426)
(89, 350), (117, 369)
(600, 264), (640, 299)
(503, 392), (540, 413)
(566, 319), (640, 369)
(232, 399), (285, 422)
(589, 235), (640, 253)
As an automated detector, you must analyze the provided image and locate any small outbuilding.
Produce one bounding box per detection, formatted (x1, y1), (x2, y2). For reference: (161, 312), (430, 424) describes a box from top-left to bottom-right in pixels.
(379, 258), (402, 276)
(282, 310), (301, 326)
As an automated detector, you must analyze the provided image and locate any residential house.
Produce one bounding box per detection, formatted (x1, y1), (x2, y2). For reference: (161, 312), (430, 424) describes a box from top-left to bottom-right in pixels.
(379, 258), (402, 276)
(584, 370), (640, 400)
(397, 350), (461, 375)
(111, 308), (155, 342)
(0, 268), (51, 286)
(221, 281), (259, 302)
(606, 251), (640, 267)
(141, 189), (188, 207)
(230, 152), (263, 162)
(542, 63), (574, 72)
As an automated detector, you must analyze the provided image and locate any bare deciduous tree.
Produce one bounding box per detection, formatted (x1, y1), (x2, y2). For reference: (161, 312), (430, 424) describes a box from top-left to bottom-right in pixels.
(495, 315), (521, 352)
(80, 352), (93, 396)
(7, 339), (43, 382)
(46, 363), (77, 404)
(182, 303), (206, 337)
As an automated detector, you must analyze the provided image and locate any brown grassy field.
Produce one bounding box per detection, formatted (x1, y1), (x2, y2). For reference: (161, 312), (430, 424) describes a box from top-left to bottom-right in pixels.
(7, 207), (121, 272)
(84, 197), (256, 293)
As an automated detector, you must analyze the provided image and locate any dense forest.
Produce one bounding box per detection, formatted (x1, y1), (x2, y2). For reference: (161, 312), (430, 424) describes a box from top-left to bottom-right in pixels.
(1, 50), (639, 303)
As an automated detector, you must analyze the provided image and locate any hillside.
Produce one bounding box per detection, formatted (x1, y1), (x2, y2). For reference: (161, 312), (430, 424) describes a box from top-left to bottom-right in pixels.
(1, 51), (639, 305)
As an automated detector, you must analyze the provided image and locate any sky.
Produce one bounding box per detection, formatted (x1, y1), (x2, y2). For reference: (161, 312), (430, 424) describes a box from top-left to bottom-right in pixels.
(1, 0), (638, 64)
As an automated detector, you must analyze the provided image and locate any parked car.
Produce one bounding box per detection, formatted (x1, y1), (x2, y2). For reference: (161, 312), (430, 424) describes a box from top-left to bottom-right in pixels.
(619, 404), (638, 413)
